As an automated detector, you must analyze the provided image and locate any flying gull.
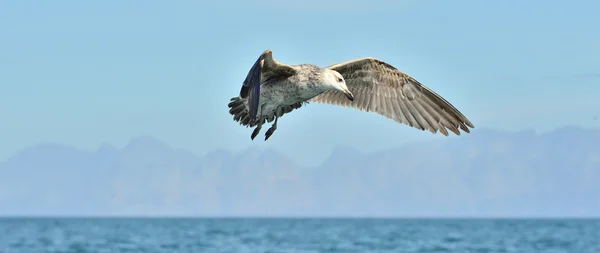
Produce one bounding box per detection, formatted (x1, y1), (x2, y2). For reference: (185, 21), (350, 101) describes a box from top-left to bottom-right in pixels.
(228, 49), (474, 140)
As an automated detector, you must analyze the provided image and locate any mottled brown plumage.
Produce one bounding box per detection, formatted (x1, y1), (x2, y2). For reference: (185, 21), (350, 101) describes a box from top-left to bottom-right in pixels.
(309, 57), (474, 136)
(228, 50), (474, 140)
(229, 50), (353, 140)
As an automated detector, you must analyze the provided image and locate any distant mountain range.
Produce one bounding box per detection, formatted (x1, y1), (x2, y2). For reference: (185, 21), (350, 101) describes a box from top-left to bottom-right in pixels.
(1, 126), (599, 217)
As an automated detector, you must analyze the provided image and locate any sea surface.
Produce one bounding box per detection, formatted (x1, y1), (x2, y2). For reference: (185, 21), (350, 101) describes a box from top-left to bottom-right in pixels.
(0, 218), (598, 253)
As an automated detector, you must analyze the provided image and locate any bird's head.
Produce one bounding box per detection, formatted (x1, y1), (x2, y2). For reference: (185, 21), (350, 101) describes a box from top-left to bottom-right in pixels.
(324, 69), (354, 101)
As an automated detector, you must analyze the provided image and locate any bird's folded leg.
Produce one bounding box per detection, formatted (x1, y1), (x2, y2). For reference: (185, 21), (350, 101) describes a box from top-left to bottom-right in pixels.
(264, 117), (278, 141)
(265, 108), (282, 141)
(252, 116), (261, 125)
(251, 121), (263, 140)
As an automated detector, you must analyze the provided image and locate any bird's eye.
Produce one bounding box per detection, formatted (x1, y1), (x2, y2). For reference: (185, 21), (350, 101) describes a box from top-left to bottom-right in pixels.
(337, 77), (343, 82)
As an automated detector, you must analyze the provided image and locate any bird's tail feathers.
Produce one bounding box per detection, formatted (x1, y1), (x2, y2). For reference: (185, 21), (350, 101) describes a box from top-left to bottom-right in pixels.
(229, 95), (305, 128)
(228, 97), (256, 127)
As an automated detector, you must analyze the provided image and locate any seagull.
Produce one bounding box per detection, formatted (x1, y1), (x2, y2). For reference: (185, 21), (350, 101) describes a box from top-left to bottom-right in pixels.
(228, 49), (474, 140)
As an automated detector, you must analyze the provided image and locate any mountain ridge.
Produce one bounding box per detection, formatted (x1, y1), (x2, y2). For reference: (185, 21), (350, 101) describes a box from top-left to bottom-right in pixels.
(1, 126), (599, 217)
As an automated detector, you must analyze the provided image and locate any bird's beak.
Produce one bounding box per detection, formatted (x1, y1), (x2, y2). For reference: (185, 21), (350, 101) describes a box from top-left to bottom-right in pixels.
(343, 89), (355, 101)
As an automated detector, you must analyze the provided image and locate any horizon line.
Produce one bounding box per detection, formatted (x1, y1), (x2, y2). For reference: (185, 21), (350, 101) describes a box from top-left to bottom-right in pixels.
(1, 215), (599, 220)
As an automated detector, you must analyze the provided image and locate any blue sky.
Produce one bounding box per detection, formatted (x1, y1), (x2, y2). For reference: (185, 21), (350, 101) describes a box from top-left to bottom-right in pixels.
(1, 0), (599, 166)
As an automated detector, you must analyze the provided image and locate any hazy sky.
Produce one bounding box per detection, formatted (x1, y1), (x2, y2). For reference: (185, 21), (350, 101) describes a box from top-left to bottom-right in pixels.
(1, 0), (599, 166)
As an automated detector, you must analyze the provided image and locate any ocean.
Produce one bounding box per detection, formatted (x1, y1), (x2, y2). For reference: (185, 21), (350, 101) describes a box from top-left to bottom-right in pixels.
(0, 218), (598, 253)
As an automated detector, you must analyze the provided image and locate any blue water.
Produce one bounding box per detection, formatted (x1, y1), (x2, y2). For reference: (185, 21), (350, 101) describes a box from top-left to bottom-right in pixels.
(0, 218), (598, 253)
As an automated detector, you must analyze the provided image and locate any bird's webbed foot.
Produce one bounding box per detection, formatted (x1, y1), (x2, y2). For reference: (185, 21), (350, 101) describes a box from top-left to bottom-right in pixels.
(250, 124), (262, 140)
(264, 116), (279, 141)
(264, 127), (276, 141)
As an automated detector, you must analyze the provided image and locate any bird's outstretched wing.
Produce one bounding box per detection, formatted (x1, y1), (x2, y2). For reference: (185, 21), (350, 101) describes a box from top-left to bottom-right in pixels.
(309, 57), (474, 136)
(239, 50), (297, 122)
